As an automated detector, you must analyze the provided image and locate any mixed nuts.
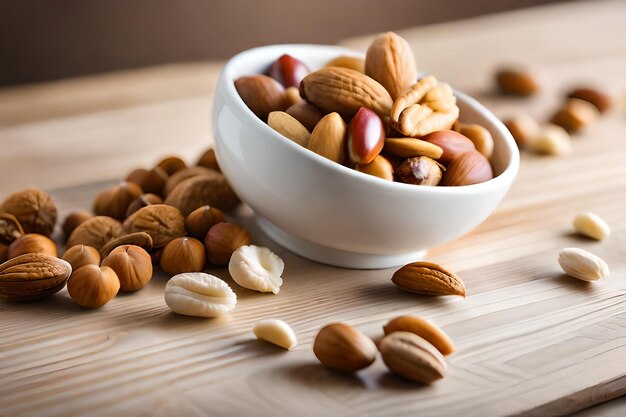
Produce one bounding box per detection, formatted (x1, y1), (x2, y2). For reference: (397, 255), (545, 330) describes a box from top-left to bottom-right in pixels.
(235, 32), (495, 187)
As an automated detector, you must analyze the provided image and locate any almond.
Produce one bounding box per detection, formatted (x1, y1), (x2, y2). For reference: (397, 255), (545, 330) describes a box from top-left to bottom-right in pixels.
(307, 112), (347, 163)
(383, 315), (455, 356)
(550, 98), (599, 133)
(325, 55), (365, 73)
(355, 155), (394, 181)
(379, 331), (447, 384)
(0, 253), (72, 301)
(567, 87), (612, 113)
(267, 111), (311, 147)
(495, 67), (539, 96)
(365, 32), (417, 100)
(391, 261), (466, 297)
(313, 322), (377, 372)
(235, 75), (286, 121)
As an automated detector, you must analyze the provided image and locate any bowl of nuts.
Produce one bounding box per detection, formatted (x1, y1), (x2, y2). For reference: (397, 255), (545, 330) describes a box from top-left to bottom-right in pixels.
(213, 33), (519, 269)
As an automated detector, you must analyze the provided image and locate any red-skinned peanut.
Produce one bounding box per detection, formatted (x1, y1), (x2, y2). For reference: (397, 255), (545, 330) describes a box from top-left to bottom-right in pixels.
(348, 107), (385, 164)
(269, 54), (310, 88)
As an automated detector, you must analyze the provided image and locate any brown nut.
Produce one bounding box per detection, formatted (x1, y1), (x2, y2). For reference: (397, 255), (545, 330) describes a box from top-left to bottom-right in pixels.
(421, 130), (475, 164)
(495, 67), (539, 96)
(235, 75), (287, 121)
(379, 331), (447, 384)
(204, 222), (251, 266)
(164, 174), (239, 215)
(62, 211), (92, 239)
(307, 112), (347, 163)
(0, 212), (25, 244)
(395, 156), (443, 186)
(93, 181), (143, 220)
(126, 193), (163, 218)
(0, 243), (8, 263)
(392, 261), (466, 296)
(62, 245), (101, 271)
(99, 231), (153, 258)
(365, 32), (417, 100)
(157, 156), (187, 176)
(459, 124), (494, 158)
(126, 167), (168, 196)
(284, 86), (304, 108)
(441, 150), (493, 186)
(164, 166), (218, 197)
(503, 114), (540, 148)
(186, 205), (226, 240)
(325, 55), (365, 73)
(267, 111), (311, 147)
(383, 316), (455, 356)
(567, 87), (612, 113)
(101, 245), (153, 292)
(160, 237), (206, 276)
(313, 322), (377, 373)
(8, 234), (58, 259)
(300, 67), (393, 122)
(383, 137), (443, 160)
(0, 253), (72, 301)
(196, 148), (221, 172)
(122, 205), (185, 248)
(355, 155), (394, 181)
(269, 54), (310, 88)
(550, 98), (599, 133)
(348, 107), (386, 165)
(285, 102), (325, 132)
(1, 188), (58, 236)
(67, 216), (123, 251)
(67, 265), (120, 308)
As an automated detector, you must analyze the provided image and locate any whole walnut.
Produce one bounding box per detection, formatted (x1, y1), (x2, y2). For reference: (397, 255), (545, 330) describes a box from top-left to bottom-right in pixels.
(1, 188), (58, 236)
(67, 216), (123, 250)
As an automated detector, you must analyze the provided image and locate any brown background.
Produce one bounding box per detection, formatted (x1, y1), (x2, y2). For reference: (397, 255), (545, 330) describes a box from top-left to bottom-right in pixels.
(0, 0), (567, 86)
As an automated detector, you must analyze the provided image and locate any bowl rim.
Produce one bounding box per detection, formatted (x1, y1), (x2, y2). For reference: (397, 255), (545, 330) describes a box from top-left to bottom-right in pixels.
(219, 43), (520, 196)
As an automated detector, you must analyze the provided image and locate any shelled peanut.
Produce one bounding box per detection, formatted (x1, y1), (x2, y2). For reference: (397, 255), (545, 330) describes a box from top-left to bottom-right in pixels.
(235, 32), (495, 187)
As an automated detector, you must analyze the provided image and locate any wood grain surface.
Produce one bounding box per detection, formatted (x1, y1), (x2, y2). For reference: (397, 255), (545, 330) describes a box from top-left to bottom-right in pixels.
(1, 1), (625, 416)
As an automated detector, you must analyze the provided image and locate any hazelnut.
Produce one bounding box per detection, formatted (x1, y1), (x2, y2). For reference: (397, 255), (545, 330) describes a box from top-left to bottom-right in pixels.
(1, 188), (58, 236)
(62, 245), (101, 271)
(164, 166), (216, 197)
(159, 237), (206, 276)
(67, 265), (120, 308)
(441, 151), (493, 186)
(185, 205), (225, 239)
(126, 193), (163, 218)
(8, 234), (58, 259)
(126, 167), (168, 196)
(62, 211), (92, 238)
(101, 245), (153, 291)
(204, 222), (251, 266)
(93, 182), (143, 220)
(156, 156), (187, 176)
(197, 148), (220, 171)
(395, 156), (443, 186)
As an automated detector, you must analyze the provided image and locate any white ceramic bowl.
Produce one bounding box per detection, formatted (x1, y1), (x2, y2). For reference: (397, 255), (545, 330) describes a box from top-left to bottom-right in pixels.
(213, 44), (519, 269)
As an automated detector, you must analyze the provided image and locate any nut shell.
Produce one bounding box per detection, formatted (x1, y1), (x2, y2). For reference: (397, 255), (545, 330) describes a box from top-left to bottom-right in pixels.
(126, 167), (168, 196)
(126, 193), (163, 218)
(0, 253), (72, 301)
(67, 265), (119, 308)
(313, 322), (377, 372)
(164, 166), (218, 197)
(101, 245), (153, 291)
(204, 222), (251, 266)
(160, 237), (206, 276)
(122, 205), (185, 248)
(62, 245), (101, 271)
(395, 156), (443, 186)
(0, 212), (25, 244)
(164, 174), (239, 215)
(67, 216), (123, 251)
(1, 188), (58, 236)
(93, 182), (143, 220)
(8, 234), (58, 259)
(98, 231), (153, 258)
(185, 206), (225, 240)
(62, 211), (92, 238)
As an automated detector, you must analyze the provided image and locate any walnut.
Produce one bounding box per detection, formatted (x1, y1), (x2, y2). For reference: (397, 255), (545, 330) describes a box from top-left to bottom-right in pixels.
(122, 204), (185, 248)
(1, 188), (58, 236)
(66, 216), (123, 250)
(164, 174), (239, 216)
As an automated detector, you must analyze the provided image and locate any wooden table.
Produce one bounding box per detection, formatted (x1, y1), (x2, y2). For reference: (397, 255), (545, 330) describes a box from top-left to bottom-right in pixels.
(1, 1), (625, 416)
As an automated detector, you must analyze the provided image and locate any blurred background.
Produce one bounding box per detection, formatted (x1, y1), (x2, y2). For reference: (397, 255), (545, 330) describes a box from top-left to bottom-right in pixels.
(0, 0), (568, 87)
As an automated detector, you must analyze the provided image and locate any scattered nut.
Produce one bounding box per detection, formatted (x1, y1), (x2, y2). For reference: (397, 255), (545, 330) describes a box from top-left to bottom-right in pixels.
(285, 102), (325, 132)
(235, 75), (286, 121)
(204, 222), (251, 266)
(62, 211), (92, 238)
(307, 112), (347, 163)
(8, 234), (58, 259)
(459, 124), (494, 158)
(186, 205), (226, 240)
(157, 156), (187, 176)
(122, 205), (185, 248)
(550, 98), (599, 133)
(253, 319), (297, 350)
(355, 155), (394, 181)
(164, 173), (240, 215)
(383, 315), (455, 356)
(126, 167), (168, 196)
(421, 129), (475, 165)
(229, 245), (284, 293)
(268, 111), (311, 147)
(67, 265), (120, 308)
(503, 114), (541, 148)
(348, 107), (385, 164)
(325, 55), (365, 73)
(313, 322), (377, 372)
(164, 166), (217, 197)
(126, 193), (163, 218)
(392, 261), (466, 297)
(98, 231), (153, 258)
(93, 181), (143, 220)
(67, 216), (123, 250)
(160, 237), (206, 276)
(365, 32), (417, 100)
(101, 245), (153, 291)
(1, 188), (58, 236)
(526, 124), (572, 156)
(196, 148), (221, 172)
(558, 247), (609, 282)
(0, 212), (24, 244)
(441, 150), (493, 186)
(269, 54), (309, 88)
(164, 272), (237, 317)
(567, 87), (612, 113)
(395, 156), (443, 186)
(62, 245), (101, 270)
(0, 253), (72, 301)
(379, 331), (447, 384)
(573, 212), (610, 241)
(495, 66), (539, 96)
